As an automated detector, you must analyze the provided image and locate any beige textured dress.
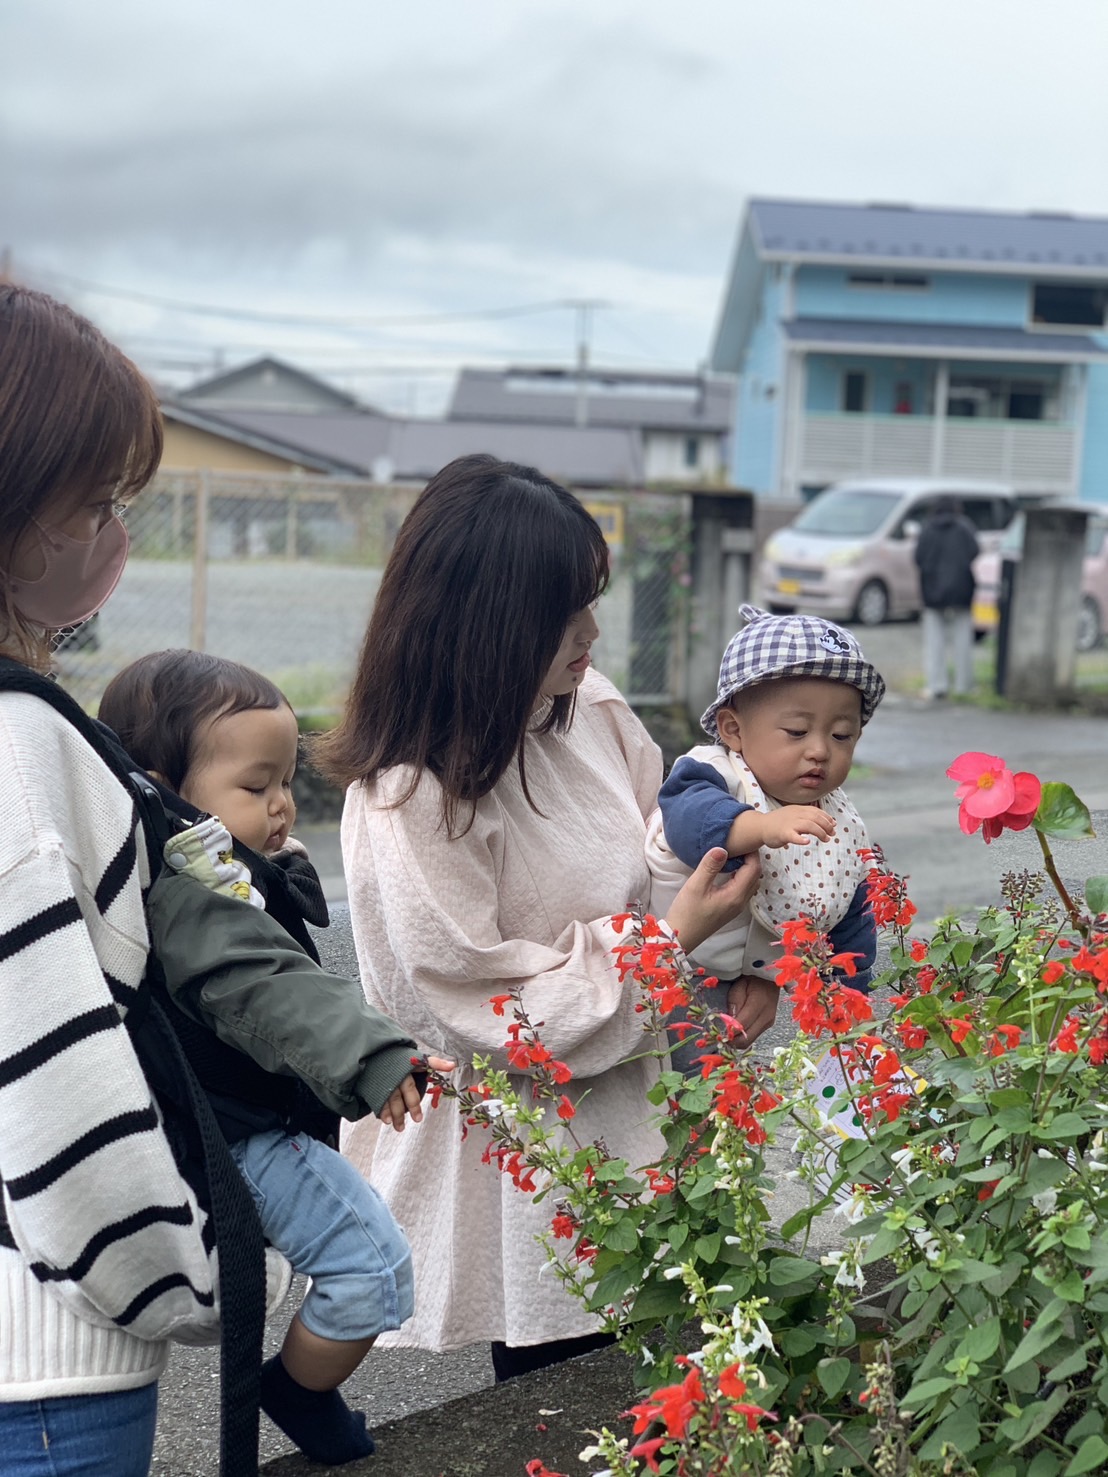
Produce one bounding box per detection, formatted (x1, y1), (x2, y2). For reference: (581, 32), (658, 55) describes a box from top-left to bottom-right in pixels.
(340, 670), (666, 1350)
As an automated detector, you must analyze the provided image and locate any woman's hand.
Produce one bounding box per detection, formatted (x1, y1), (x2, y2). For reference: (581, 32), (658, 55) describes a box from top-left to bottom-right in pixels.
(724, 975), (782, 1047)
(663, 846), (762, 958)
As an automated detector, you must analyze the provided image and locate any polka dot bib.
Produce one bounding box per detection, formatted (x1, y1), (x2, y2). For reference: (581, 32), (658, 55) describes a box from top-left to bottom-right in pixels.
(726, 753), (869, 936)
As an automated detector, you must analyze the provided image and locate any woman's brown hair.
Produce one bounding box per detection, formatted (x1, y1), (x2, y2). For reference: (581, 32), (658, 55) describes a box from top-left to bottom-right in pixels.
(0, 285), (163, 664)
(315, 453), (609, 834)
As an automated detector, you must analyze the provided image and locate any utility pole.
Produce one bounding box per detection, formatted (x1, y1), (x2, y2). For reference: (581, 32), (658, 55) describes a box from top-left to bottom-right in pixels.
(565, 298), (609, 428)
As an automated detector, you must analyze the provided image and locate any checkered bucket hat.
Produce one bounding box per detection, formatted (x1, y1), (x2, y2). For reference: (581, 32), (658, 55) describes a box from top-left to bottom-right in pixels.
(700, 604), (886, 739)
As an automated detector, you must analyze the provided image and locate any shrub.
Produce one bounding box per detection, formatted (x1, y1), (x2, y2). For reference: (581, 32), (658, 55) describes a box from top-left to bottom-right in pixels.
(432, 753), (1108, 1475)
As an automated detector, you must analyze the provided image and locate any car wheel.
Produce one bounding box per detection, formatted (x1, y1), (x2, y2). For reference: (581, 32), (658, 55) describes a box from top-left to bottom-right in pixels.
(1076, 595), (1102, 653)
(853, 580), (889, 627)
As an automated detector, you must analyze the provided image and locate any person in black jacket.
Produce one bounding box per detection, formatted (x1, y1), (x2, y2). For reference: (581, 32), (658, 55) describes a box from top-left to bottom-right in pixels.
(913, 496), (980, 699)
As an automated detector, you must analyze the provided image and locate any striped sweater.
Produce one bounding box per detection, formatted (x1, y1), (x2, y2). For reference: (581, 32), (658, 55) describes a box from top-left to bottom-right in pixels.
(0, 691), (220, 1399)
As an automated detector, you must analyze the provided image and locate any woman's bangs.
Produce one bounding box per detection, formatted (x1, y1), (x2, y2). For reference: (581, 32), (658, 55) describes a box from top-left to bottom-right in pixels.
(564, 513), (611, 615)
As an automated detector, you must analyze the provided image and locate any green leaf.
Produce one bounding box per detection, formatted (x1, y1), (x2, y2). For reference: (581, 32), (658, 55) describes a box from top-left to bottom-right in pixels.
(602, 1217), (640, 1254)
(693, 1232), (721, 1263)
(816, 1356), (852, 1400)
(628, 1277), (687, 1323)
(1036, 782), (1095, 840)
(957, 1316), (1002, 1363)
(1028, 1455), (1062, 1477)
(1035, 1114), (1091, 1141)
(1003, 1299), (1068, 1372)
(900, 1374), (957, 1407)
(766, 1255), (824, 1289)
(918, 1399), (980, 1462)
(1086, 877), (1108, 917)
(1066, 1436), (1108, 1476)
(779, 1326), (819, 1357)
(1045, 1343), (1093, 1383)
(1055, 1269), (1088, 1303)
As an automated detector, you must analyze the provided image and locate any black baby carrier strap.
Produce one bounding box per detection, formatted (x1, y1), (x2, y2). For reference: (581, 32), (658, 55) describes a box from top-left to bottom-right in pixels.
(0, 659), (266, 1477)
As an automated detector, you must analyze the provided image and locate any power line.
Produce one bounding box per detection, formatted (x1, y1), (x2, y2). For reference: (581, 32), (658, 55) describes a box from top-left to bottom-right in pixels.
(32, 267), (581, 330)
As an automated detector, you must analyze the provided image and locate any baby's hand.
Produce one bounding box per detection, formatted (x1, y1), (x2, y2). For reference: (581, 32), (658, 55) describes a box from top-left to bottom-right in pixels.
(762, 805), (835, 849)
(376, 1055), (456, 1132)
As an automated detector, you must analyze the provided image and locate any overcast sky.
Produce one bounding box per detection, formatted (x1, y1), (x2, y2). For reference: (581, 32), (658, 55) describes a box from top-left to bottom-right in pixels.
(4, 0), (1108, 413)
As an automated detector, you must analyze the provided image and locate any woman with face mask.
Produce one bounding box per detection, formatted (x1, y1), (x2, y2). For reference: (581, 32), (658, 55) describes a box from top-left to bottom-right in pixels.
(0, 286), (236, 1476)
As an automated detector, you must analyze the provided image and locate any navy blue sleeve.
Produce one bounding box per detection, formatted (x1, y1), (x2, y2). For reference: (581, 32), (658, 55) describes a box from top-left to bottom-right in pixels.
(828, 881), (876, 992)
(658, 757), (754, 874)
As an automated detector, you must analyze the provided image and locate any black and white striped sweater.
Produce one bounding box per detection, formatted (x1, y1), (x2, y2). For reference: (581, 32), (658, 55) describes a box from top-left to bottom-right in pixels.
(0, 692), (221, 1399)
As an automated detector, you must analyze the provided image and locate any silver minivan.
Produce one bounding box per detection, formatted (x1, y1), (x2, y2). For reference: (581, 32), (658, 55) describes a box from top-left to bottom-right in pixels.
(757, 477), (1020, 626)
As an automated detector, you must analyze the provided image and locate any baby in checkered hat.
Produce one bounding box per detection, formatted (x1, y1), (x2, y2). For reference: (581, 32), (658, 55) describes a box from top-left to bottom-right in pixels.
(646, 603), (886, 1071)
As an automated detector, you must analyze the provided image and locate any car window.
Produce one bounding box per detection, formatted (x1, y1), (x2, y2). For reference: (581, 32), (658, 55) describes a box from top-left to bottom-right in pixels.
(791, 489), (902, 537)
(1087, 520), (1107, 558)
(961, 497), (1009, 532)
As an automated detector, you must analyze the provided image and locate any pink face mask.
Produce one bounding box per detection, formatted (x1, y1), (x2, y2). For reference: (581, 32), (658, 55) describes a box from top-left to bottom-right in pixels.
(9, 514), (130, 628)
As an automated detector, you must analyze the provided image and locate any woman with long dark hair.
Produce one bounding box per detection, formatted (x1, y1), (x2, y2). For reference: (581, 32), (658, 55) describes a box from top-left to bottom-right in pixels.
(318, 454), (758, 1379)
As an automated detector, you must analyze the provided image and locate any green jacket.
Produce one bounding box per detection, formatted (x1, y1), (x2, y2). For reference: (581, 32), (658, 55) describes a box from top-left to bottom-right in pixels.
(147, 872), (418, 1120)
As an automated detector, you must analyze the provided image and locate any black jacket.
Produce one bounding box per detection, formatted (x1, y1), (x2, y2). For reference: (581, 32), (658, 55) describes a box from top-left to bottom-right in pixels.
(914, 511), (980, 610)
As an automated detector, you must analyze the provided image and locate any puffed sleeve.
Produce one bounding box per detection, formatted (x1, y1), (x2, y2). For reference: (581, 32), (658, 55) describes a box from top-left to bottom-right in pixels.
(343, 768), (665, 1082)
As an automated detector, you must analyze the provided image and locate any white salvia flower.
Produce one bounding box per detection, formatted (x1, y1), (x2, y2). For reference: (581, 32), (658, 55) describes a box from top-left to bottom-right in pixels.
(663, 1265), (686, 1281)
(724, 1234), (743, 1245)
(480, 1098), (506, 1118)
(641, 1346), (655, 1366)
(708, 1284), (734, 1295)
(1088, 1159), (1108, 1174)
(1037, 1149), (1054, 1160)
(578, 1446), (602, 1462)
(1033, 1189), (1059, 1215)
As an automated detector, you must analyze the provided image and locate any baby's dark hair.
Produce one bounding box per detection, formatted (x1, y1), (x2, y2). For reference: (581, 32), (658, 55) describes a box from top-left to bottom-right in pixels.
(99, 649), (290, 790)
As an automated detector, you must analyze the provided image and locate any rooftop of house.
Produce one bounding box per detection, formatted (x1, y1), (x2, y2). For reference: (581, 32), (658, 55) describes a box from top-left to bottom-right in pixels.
(747, 198), (1108, 275)
(176, 405), (647, 487)
(448, 366), (732, 432)
(178, 355), (375, 414)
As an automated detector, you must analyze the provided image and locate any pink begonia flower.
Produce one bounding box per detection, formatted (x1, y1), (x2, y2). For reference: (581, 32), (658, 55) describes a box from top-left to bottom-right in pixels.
(946, 752), (1042, 843)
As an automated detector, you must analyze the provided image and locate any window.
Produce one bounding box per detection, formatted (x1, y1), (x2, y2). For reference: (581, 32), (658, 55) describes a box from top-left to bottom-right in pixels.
(947, 376), (1054, 422)
(841, 371), (868, 414)
(1031, 283), (1108, 328)
(847, 272), (930, 290)
(683, 436), (700, 469)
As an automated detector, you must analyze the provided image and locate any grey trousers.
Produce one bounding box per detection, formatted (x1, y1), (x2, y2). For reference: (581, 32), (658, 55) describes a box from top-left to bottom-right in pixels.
(922, 605), (974, 696)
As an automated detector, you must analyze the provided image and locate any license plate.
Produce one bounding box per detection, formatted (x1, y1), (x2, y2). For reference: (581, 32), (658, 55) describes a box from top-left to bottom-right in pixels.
(972, 599), (998, 629)
(777, 578), (801, 595)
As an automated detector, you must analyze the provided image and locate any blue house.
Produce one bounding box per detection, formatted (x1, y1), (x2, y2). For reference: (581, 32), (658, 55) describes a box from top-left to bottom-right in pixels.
(710, 199), (1108, 501)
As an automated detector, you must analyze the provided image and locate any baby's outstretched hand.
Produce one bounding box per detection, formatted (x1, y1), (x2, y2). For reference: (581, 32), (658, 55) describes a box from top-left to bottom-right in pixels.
(377, 1055), (456, 1132)
(763, 805), (835, 849)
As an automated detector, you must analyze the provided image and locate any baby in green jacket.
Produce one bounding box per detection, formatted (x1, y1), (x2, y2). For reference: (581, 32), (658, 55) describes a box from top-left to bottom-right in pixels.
(100, 650), (452, 1469)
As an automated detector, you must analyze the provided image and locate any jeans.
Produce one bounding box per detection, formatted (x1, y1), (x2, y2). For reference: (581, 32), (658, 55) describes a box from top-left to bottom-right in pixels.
(229, 1129), (414, 1341)
(922, 605), (974, 696)
(0, 1384), (158, 1476)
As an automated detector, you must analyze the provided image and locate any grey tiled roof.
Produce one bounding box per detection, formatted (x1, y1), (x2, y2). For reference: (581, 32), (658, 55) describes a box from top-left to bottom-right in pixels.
(198, 408), (646, 486)
(448, 367), (732, 432)
(784, 317), (1108, 360)
(750, 198), (1108, 274)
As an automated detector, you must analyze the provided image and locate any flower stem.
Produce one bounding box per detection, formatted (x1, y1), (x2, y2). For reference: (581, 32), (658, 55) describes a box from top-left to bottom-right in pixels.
(1037, 828), (1084, 933)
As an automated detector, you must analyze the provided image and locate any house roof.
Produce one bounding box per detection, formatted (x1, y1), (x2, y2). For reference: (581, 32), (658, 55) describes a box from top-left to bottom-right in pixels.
(783, 317), (1108, 362)
(161, 402), (366, 475)
(178, 355), (369, 413)
(748, 198), (1108, 277)
(201, 408), (646, 486)
(448, 366), (732, 433)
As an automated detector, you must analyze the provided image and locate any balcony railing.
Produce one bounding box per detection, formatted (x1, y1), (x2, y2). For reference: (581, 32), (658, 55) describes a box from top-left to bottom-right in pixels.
(800, 413), (1078, 491)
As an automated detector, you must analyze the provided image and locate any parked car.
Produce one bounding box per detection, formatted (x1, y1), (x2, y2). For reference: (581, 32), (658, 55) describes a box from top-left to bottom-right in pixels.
(757, 478), (1020, 626)
(973, 509), (1108, 652)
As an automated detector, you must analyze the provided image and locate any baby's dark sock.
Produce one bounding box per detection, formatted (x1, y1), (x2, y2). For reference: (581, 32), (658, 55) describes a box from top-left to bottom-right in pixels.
(260, 1354), (376, 1466)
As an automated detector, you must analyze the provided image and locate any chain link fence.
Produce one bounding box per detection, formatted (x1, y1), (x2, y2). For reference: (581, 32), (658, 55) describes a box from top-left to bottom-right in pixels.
(55, 470), (692, 718)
